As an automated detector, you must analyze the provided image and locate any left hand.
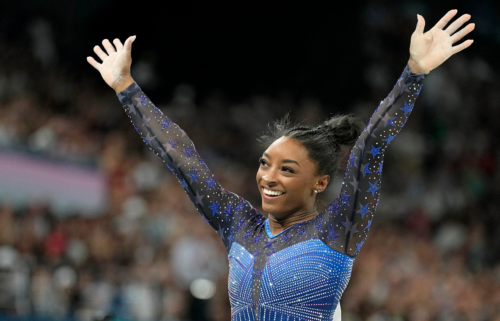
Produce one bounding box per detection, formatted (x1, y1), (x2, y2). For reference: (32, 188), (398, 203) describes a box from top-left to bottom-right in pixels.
(408, 10), (474, 74)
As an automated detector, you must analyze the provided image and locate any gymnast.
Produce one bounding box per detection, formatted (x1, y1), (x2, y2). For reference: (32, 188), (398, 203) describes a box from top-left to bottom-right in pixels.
(87, 10), (474, 321)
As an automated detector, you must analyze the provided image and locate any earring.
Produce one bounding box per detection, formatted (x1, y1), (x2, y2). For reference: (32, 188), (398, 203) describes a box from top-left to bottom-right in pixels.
(314, 190), (318, 194)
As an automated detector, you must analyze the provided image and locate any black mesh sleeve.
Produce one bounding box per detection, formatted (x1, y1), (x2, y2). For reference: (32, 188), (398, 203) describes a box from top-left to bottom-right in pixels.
(318, 65), (426, 257)
(117, 83), (264, 251)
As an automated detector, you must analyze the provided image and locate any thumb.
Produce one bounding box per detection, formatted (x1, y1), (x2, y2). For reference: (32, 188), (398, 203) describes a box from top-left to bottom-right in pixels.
(414, 14), (425, 36)
(124, 35), (136, 52)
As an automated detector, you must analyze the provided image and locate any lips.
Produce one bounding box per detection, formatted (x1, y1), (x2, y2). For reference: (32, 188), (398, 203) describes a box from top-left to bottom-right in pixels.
(262, 187), (285, 198)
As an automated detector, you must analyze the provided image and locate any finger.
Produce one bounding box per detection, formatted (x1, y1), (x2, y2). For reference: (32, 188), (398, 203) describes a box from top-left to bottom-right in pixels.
(451, 23), (475, 44)
(102, 39), (116, 55)
(451, 39), (474, 55)
(113, 38), (124, 51)
(124, 35), (136, 52)
(434, 9), (458, 30)
(93, 45), (108, 61)
(414, 14), (426, 36)
(445, 14), (471, 35)
(87, 56), (101, 70)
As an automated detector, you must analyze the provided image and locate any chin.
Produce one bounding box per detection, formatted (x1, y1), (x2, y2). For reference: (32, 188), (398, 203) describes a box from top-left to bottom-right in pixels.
(261, 202), (272, 214)
(261, 202), (277, 215)
(261, 203), (287, 219)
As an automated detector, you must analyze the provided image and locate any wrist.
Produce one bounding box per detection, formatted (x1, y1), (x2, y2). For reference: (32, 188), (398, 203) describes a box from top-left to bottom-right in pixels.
(113, 75), (135, 94)
(408, 58), (428, 74)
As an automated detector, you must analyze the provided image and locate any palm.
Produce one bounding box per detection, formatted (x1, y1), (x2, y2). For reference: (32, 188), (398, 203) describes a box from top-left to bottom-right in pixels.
(87, 37), (135, 91)
(409, 10), (474, 74)
(100, 53), (125, 87)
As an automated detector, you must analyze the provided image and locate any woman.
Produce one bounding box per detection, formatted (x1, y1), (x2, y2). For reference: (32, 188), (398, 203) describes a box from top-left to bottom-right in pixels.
(87, 10), (474, 321)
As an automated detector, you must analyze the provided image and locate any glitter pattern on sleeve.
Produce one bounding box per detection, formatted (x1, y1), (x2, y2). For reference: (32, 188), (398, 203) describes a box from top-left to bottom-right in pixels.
(318, 65), (426, 257)
(117, 84), (264, 251)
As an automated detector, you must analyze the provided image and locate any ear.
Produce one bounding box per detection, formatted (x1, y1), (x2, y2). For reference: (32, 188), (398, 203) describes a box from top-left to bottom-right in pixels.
(314, 174), (330, 192)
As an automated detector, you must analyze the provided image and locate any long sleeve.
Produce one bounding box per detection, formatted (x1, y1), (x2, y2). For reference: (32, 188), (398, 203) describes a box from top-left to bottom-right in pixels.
(117, 83), (264, 251)
(318, 65), (426, 257)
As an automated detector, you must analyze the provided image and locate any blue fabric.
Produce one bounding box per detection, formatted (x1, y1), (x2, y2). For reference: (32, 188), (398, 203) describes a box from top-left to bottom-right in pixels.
(258, 239), (352, 320)
(117, 65), (426, 320)
(228, 242), (256, 320)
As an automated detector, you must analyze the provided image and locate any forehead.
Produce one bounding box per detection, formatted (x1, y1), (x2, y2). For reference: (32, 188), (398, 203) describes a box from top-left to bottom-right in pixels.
(264, 137), (311, 164)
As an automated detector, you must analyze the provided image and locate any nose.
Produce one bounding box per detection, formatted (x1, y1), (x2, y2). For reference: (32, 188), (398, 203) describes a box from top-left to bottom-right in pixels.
(262, 168), (278, 186)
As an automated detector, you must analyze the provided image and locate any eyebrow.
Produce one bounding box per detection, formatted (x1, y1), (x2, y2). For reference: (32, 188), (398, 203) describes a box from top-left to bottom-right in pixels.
(263, 153), (301, 167)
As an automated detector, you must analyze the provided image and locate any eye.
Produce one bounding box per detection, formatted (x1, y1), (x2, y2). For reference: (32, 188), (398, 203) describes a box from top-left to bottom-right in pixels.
(259, 158), (267, 166)
(282, 166), (294, 173)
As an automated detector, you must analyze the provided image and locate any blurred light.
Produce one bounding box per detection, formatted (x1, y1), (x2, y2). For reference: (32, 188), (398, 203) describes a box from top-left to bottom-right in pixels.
(53, 266), (77, 288)
(122, 195), (148, 220)
(66, 239), (89, 265)
(0, 245), (17, 268)
(190, 278), (216, 300)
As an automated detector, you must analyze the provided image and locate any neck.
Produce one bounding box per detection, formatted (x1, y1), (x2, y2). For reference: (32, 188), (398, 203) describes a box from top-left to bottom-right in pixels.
(268, 209), (318, 235)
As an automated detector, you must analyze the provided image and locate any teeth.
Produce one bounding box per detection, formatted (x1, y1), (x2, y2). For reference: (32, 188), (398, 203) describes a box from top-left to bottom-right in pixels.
(263, 188), (283, 196)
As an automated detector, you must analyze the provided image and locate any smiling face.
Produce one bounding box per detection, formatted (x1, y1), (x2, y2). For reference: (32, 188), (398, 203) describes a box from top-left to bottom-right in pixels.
(256, 136), (329, 220)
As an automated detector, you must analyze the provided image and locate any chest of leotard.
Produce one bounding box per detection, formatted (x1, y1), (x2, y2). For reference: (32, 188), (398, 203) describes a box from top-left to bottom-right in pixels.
(227, 217), (354, 320)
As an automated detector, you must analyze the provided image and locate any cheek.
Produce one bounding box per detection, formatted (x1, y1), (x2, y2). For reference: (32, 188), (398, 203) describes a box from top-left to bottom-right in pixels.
(256, 169), (262, 184)
(288, 176), (313, 199)
(285, 178), (305, 196)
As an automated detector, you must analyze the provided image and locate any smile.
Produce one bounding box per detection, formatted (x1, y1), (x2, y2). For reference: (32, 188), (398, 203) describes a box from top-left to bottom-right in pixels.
(262, 188), (285, 197)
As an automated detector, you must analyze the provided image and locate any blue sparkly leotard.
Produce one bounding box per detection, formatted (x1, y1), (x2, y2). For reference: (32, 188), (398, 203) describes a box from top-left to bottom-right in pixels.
(117, 65), (425, 321)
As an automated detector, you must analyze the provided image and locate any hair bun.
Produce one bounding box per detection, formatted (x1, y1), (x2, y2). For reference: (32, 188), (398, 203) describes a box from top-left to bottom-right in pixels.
(322, 114), (365, 146)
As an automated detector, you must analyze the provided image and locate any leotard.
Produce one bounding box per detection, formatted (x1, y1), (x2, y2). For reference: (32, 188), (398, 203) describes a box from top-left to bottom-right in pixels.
(117, 65), (425, 321)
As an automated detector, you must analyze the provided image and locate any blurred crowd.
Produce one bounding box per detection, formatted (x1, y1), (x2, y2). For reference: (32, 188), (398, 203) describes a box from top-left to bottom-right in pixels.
(1, 2), (500, 321)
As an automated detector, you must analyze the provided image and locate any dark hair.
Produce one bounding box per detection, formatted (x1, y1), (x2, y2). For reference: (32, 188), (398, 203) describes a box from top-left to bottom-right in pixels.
(258, 114), (365, 209)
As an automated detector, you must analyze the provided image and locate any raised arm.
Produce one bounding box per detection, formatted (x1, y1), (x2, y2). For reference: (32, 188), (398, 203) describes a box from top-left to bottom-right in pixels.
(319, 10), (474, 257)
(87, 38), (263, 251)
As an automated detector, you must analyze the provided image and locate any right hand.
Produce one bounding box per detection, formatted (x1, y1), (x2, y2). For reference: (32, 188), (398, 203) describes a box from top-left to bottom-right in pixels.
(87, 36), (136, 93)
